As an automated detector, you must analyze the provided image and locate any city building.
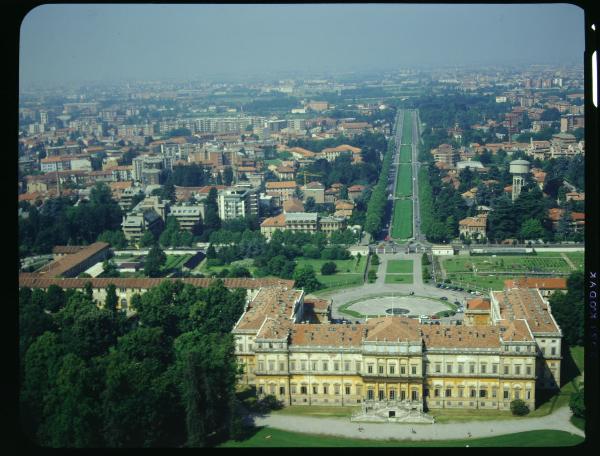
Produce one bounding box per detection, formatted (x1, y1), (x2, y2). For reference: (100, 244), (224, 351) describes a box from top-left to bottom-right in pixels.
(218, 185), (259, 220)
(459, 216), (487, 240)
(36, 242), (111, 278)
(169, 204), (203, 232)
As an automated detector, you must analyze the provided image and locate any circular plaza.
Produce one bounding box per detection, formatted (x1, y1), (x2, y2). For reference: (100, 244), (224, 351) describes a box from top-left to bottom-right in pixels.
(340, 294), (451, 319)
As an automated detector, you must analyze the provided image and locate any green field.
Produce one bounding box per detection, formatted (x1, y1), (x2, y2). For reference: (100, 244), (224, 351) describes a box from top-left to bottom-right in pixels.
(384, 274), (414, 284)
(220, 427), (583, 448)
(198, 258), (257, 276)
(391, 199), (413, 240)
(395, 163), (413, 197)
(399, 145), (412, 163)
(444, 255), (572, 274)
(386, 260), (414, 273)
(163, 254), (193, 270)
(401, 111), (413, 145)
(564, 252), (584, 270)
(295, 256), (367, 274)
(296, 256), (367, 290)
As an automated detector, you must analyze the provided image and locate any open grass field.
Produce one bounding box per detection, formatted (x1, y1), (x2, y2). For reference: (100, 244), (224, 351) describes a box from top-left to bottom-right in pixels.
(295, 256), (367, 274)
(442, 273), (507, 291)
(401, 111), (413, 145)
(296, 256), (367, 290)
(399, 145), (412, 163)
(272, 406), (360, 418)
(394, 163), (413, 197)
(384, 274), (414, 284)
(443, 255), (572, 274)
(386, 259), (414, 273)
(391, 198), (413, 240)
(318, 274), (364, 288)
(163, 254), (193, 271)
(219, 427), (583, 448)
(198, 258), (257, 276)
(564, 251), (584, 270)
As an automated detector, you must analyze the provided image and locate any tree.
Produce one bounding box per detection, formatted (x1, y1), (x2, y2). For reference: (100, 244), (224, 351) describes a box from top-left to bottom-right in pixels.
(45, 284), (66, 313)
(293, 265), (322, 292)
(97, 230), (127, 249)
(174, 331), (239, 447)
(548, 271), (584, 346)
(304, 197), (317, 212)
(320, 261), (337, 275)
(206, 244), (217, 259)
(518, 218), (545, 241)
(38, 353), (101, 447)
(140, 231), (156, 248)
(144, 244), (167, 278)
(510, 399), (530, 416)
(371, 253), (380, 266)
(569, 390), (585, 419)
(223, 167), (234, 186)
(105, 284), (118, 314)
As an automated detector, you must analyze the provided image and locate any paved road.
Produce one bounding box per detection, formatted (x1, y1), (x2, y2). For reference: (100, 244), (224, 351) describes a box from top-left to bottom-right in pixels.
(250, 406), (584, 441)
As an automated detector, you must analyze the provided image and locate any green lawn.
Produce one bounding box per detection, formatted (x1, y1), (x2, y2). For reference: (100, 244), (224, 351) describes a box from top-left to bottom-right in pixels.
(220, 427), (583, 447)
(443, 255), (572, 274)
(198, 258), (257, 277)
(296, 256), (367, 274)
(401, 111), (413, 145)
(564, 252), (584, 270)
(384, 274), (414, 284)
(386, 260), (414, 274)
(399, 145), (412, 163)
(317, 274), (364, 289)
(163, 254), (193, 271)
(395, 163), (413, 197)
(391, 198), (413, 240)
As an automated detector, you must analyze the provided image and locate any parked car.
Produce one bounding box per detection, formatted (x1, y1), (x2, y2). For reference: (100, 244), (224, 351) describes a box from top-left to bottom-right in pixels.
(440, 297), (448, 301)
(454, 301), (461, 305)
(409, 291), (415, 295)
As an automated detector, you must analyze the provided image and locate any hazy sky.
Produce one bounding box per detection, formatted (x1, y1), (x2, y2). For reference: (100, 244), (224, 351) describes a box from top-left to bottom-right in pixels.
(20, 3), (585, 85)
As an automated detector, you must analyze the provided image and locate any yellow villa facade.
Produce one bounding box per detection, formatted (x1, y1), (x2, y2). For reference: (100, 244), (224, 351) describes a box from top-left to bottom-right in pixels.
(232, 286), (557, 412)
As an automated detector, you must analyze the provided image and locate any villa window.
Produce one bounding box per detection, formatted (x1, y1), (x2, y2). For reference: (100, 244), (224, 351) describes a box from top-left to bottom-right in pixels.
(504, 366), (509, 375)
(389, 365), (395, 375)
(411, 366), (417, 375)
(258, 362), (264, 371)
(470, 363), (475, 374)
(279, 386), (285, 395)
(401, 366), (406, 375)
(503, 390), (509, 399)
(290, 361), (296, 371)
(411, 390), (418, 401)
(379, 365), (384, 374)
(479, 389), (486, 398)
(435, 363), (441, 373)
(301, 386), (307, 395)
(344, 361), (350, 372)
(323, 386), (328, 395)
(515, 365), (521, 375)
(514, 390), (520, 400)
(526, 366), (532, 375)
(458, 363), (464, 374)
(447, 364), (452, 374)
(279, 362), (285, 371)
(356, 362), (361, 372)
(446, 389), (452, 398)
(312, 385), (318, 394)
(492, 388), (497, 398)
(492, 364), (498, 374)
(334, 362), (339, 371)
(390, 389), (395, 400)
(458, 388), (464, 398)
(368, 365), (373, 374)
(269, 384), (275, 394)
(291, 385), (297, 394)
(481, 364), (487, 374)
(470, 389), (476, 398)
(368, 389), (374, 400)
(434, 389), (440, 397)
(312, 361), (317, 371)
(268, 361), (275, 371)
(334, 384), (340, 395)
(322, 361), (328, 372)
(551, 347), (556, 355)
(378, 390), (385, 401)
(345, 385), (351, 395)
(301, 361), (306, 371)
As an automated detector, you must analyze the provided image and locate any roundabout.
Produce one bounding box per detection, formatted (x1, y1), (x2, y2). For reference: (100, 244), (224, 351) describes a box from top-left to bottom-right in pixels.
(338, 294), (452, 319)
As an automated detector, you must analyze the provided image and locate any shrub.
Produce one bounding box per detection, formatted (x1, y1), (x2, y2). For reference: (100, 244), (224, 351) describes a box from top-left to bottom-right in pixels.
(321, 262), (337, 275)
(371, 254), (380, 266)
(255, 394), (284, 413)
(510, 399), (530, 416)
(569, 390), (585, 418)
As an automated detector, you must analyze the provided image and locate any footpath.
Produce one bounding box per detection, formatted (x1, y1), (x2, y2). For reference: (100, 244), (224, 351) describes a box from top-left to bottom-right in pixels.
(251, 406), (584, 441)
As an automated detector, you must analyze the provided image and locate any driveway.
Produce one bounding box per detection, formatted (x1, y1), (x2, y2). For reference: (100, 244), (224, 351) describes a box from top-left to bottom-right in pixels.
(250, 406), (584, 441)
